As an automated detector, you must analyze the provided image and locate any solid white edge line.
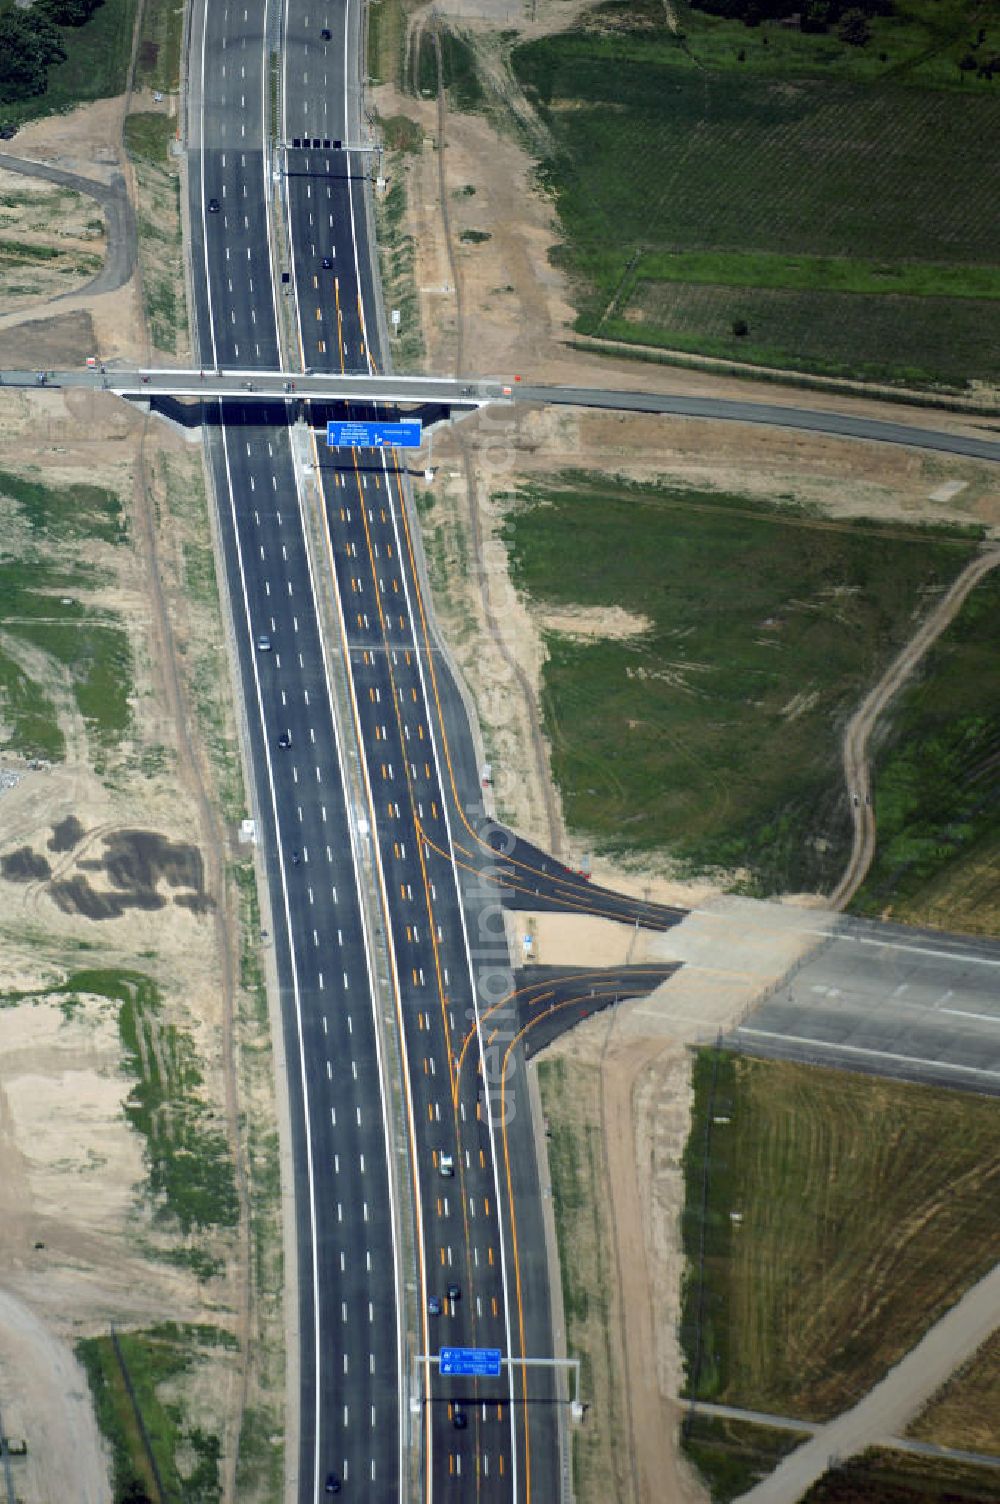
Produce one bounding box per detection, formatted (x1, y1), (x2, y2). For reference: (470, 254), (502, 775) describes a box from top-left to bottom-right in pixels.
(283, 0), (408, 1491)
(339, 27), (521, 1475)
(288, 422), (410, 1498)
(218, 420), (324, 1504)
(737, 1027), (1000, 1077)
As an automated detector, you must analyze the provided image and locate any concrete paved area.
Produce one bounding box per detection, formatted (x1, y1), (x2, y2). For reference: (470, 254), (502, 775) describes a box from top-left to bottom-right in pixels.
(736, 915), (1000, 1095)
(632, 896), (837, 1042)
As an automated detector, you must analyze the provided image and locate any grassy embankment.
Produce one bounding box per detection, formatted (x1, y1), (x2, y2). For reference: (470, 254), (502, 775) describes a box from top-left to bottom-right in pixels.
(508, 0), (1000, 391)
(0, 466), (131, 767)
(368, 0), (429, 372)
(77, 1322), (235, 1504)
(850, 570), (1000, 936)
(124, 111), (188, 356)
(679, 1050), (1000, 1495)
(499, 472), (982, 894)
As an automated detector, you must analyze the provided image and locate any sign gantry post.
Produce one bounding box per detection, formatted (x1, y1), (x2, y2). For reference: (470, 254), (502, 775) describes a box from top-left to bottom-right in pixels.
(411, 1350), (584, 1422)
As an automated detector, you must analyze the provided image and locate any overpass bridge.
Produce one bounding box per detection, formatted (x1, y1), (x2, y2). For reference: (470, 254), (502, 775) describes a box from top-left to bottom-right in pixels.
(2, 366), (508, 408)
(4, 368), (1000, 462)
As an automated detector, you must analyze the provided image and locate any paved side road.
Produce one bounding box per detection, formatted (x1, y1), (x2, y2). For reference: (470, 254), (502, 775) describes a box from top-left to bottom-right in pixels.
(733, 1261), (1000, 1502)
(0, 150), (136, 298)
(519, 386), (1000, 464)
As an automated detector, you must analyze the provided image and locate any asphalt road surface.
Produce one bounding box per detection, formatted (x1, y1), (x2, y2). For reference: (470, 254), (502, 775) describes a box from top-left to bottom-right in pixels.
(187, 0), (402, 1496)
(6, 373), (1000, 466)
(0, 152), (136, 298)
(519, 386), (1000, 464)
(510, 965), (681, 1057)
(184, 0), (587, 1493)
(734, 915), (1000, 1096)
(279, 0), (568, 1488)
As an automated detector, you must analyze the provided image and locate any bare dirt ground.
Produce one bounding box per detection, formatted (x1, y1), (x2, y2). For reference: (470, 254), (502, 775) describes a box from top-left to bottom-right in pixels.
(0, 166), (106, 310)
(0, 1288), (110, 1504)
(0, 95), (151, 364)
(0, 89), (270, 1504)
(378, 25), (1000, 1499)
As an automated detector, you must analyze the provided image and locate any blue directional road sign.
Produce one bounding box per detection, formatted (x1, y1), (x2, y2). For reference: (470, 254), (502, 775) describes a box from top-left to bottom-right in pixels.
(439, 1346), (503, 1379)
(326, 418), (422, 449)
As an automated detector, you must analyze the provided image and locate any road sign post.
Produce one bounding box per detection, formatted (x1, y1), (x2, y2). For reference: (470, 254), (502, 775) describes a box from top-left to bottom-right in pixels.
(326, 418), (422, 449)
(411, 1351), (584, 1420)
(439, 1347), (502, 1379)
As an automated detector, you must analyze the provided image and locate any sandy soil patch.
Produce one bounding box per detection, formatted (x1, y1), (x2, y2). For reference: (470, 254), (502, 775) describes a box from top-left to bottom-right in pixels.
(4, 96), (128, 184)
(542, 603), (652, 639)
(506, 908), (658, 968)
(0, 1289), (110, 1504)
(0, 90), (263, 1502)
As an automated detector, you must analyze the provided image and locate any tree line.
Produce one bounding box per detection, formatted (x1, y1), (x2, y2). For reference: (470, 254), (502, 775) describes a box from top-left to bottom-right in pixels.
(0, 0), (107, 102)
(689, 0), (893, 42)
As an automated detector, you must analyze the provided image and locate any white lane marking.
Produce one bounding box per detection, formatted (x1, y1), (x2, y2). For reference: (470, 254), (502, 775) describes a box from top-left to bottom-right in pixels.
(737, 1025), (1000, 1077)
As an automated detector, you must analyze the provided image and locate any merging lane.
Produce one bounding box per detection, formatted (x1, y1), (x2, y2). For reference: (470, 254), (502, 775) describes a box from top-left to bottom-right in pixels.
(279, 8), (534, 1497)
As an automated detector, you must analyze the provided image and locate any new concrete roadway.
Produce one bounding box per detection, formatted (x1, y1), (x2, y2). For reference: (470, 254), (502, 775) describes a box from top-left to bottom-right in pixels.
(733, 915), (1000, 1096)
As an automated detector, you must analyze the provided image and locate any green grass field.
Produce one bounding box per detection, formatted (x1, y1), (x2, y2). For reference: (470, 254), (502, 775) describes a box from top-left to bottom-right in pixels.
(0, 0), (138, 125)
(77, 1324), (231, 1504)
(681, 1053), (1000, 1425)
(510, 0), (1000, 389)
(0, 466), (132, 760)
(134, 0), (185, 93)
(610, 280), (1000, 388)
(851, 570), (1000, 935)
(801, 1448), (1000, 1502)
(499, 473), (980, 892)
(680, 1415), (807, 1503)
(0, 560), (132, 756)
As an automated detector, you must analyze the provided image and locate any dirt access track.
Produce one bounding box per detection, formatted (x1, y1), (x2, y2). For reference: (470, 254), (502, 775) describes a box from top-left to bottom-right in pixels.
(0, 89), (269, 1504)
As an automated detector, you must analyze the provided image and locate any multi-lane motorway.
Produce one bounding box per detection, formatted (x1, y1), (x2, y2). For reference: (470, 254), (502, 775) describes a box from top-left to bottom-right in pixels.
(188, 0), (407, 1495)
(183, 0), (611, 1495)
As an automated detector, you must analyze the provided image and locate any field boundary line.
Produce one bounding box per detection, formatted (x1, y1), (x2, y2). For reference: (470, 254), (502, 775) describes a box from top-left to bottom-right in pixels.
(569, 336), (1000, 418)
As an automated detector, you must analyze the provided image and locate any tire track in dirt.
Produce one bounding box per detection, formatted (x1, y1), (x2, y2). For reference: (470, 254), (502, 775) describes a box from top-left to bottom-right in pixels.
(428, 17), (565, 853)
(829, 545), (1000, 911)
